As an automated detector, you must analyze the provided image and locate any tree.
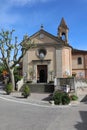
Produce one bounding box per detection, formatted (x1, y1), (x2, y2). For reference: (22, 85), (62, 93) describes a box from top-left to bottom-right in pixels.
(0, 29), (34, 90)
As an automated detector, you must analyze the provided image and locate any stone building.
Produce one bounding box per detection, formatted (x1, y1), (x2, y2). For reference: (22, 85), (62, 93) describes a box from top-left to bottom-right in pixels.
(72, 49), (87, 78)
(23, 18), (87, 83)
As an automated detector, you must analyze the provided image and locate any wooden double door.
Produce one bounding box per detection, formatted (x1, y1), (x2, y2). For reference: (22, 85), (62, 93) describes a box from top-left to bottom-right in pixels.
(37, 65), (47, 83)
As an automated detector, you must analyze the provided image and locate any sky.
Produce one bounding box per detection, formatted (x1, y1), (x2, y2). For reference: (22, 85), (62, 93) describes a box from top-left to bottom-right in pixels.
(0, 0), (87, 50)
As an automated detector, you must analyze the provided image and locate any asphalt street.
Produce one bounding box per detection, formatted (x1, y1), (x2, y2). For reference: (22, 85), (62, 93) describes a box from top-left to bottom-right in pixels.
(0, 96), (87, 130)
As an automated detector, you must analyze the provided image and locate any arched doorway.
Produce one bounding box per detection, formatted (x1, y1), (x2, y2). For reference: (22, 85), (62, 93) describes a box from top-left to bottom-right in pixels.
(37, 65), (47, 83)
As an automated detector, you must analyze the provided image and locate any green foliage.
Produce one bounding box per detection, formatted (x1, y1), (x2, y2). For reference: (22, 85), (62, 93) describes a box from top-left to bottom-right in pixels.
(62, 93), (70, 105)
(53, 90), (70, 105)
(0, 64), (4, 73)
(53, 90), (63, 105)
(22, 85), (30, 98)
(0, 62), (6, 78)
(70, 95), (78, 101)
(14, 75), (22, 83)
(5, 83), (13, 95)
(54, 95), (62, 105)
(14, 66), (22, 83)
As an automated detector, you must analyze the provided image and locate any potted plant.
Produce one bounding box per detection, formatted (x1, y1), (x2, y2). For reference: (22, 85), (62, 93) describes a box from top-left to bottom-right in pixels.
(5, 83), (13, 95)
(53, 90), (70, 105)
(22, 85), (30, 98)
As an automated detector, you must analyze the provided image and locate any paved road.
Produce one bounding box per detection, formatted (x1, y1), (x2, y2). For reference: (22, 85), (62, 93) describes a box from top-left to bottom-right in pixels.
(0, 96), (87, 130)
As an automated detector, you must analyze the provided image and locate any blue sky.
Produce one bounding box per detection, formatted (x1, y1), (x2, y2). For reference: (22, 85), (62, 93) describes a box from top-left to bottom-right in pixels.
(0, 0), (87, 50)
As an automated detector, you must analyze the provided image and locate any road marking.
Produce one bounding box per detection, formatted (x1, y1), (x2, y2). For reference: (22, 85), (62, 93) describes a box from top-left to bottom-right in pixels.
(0, 96), (70, 108)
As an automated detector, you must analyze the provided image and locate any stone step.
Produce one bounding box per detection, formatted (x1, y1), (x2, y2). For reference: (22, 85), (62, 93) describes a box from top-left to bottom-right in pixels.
(20, 83), (54, 93)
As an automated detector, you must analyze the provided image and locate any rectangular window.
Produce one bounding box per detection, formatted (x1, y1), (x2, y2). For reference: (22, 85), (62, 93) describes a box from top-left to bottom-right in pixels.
(78, 57), (82, 64)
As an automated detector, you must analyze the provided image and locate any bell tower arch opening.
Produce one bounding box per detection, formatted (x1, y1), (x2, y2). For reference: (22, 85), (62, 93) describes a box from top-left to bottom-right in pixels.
(58, 17), (69, 43)
(61, 32), (66, 41)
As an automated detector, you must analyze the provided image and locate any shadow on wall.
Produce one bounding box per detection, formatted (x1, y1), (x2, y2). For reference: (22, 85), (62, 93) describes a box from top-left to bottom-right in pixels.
(75, 111), (87, 130)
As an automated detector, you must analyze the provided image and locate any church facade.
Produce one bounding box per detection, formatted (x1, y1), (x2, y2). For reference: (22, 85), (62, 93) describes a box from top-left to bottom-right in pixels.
(23, 18), (87, 83)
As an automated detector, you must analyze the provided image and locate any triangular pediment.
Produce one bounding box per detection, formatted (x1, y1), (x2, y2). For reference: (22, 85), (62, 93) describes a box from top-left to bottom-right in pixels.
(30, 29), (60, 44)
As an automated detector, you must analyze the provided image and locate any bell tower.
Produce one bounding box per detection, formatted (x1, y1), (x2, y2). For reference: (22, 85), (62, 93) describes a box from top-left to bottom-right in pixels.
(58, 17), (69, 43)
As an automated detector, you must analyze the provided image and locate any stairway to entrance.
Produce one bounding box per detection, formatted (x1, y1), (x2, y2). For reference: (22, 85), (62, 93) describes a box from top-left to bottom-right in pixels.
(21, 83), (54, 93)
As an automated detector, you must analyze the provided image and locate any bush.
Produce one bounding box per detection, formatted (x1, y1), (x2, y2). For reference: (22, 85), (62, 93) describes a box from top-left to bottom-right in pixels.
(53, 90), (63, 105)
(5, 83), (13, 95)
(70, 95), (78, 101)
(53, 91), (62, 105)
(53, 90), (70, 105)
(62, 93), (70, 105)
(22, 85), (30, 98)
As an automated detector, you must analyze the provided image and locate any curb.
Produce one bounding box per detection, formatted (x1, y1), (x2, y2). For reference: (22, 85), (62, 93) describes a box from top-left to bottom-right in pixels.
(0, 90), (80, 108)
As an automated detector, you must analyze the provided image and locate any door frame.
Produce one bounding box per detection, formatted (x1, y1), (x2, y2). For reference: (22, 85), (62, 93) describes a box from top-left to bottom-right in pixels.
(37, 65), (48, 83)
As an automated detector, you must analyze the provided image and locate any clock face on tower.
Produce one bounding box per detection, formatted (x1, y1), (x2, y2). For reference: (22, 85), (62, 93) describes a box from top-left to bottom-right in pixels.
(39, 34), (44, 39)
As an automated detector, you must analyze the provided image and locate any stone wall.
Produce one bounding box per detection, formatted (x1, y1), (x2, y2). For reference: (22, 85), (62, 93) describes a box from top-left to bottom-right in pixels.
(55, 77), (75, 91)
(75, 78), (87, 88)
